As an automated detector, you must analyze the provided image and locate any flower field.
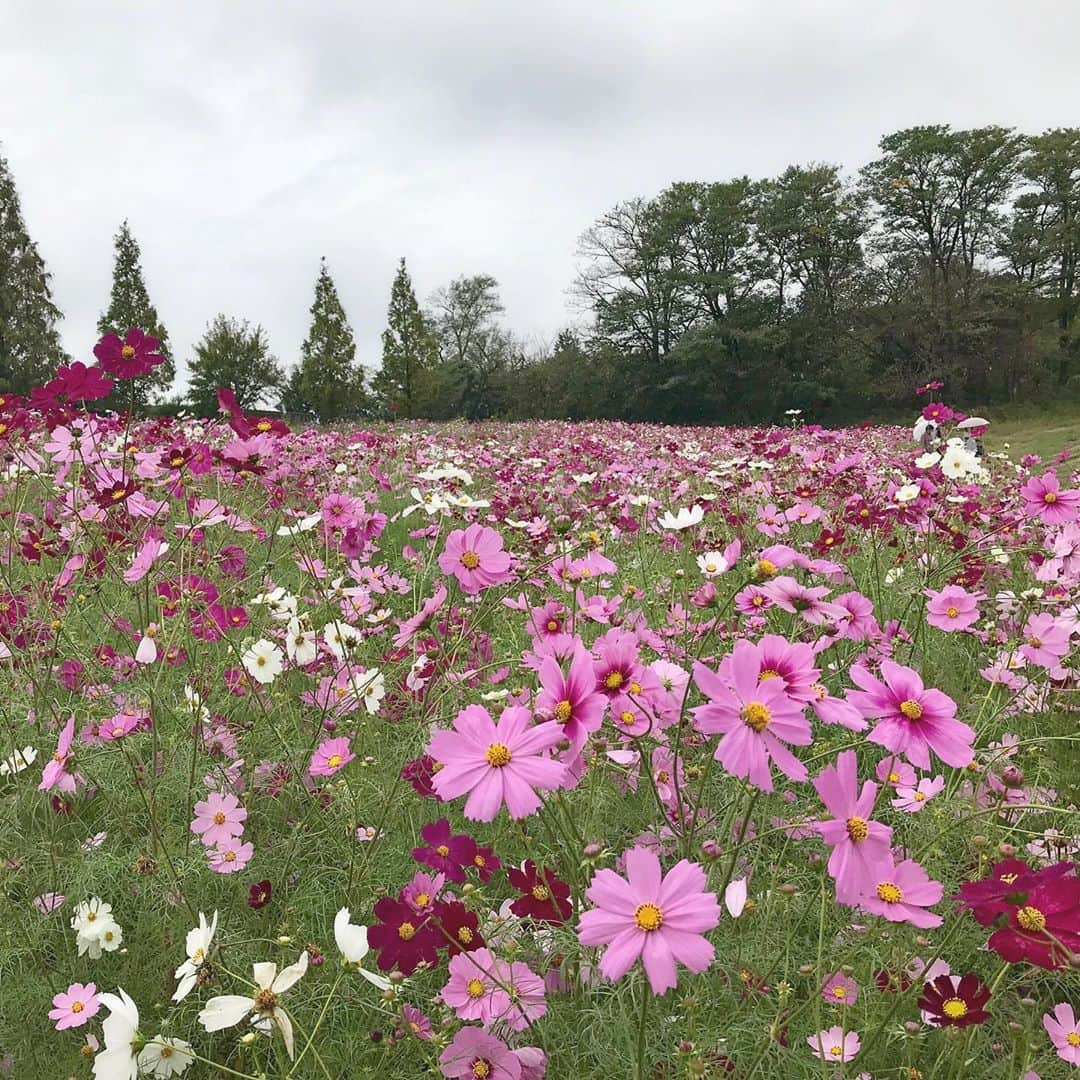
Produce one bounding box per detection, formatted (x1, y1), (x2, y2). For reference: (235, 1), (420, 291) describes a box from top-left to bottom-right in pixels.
(1, 349), (1079, 1078)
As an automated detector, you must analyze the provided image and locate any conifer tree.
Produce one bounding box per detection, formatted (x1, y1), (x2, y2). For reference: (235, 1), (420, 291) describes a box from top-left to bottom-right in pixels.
(0, 148), (68, 392)
(372, 258), (437, 417)
(97, 220), (174, 408)
(187, 315), (283, 417)
(297, 258), (367, 421)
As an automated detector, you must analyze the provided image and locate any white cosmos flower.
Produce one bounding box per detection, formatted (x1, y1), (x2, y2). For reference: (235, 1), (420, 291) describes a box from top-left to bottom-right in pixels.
(275, 512), (322, 538)
(250, 587), (297, 621)
(285, 619), (318, 666)
(0, 745), (37, 776)
(658, 505), (704, 531)
(173, 911), (219, 1002)
(136, 1036), (194, 1077)
(322, 620), (362, 661)
(134, 626), (158, 665)
(894, 483), (922, 504)
(199, 951), (309, 1060)
(92, 988), (140, 1080)
(696, 551), (730, 577)
(333, 908), (392, 990)
(914, 452), (941, 470)
(940, 439), (980, 480)
(628, 494), (651, 507)
(241, 640), (284, 685)
(72, 897), (123, 958)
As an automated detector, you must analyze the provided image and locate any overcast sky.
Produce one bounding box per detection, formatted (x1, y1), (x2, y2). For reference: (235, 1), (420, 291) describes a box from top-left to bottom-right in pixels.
(3, 0), (1079, 387)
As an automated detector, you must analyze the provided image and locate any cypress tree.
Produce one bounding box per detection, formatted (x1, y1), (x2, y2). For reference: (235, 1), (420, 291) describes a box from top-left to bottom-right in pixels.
(372, 258), (437, 417)
(97, 220), (175, 409)
(0, 148), (68, 392)
(297, 258), (367, 421)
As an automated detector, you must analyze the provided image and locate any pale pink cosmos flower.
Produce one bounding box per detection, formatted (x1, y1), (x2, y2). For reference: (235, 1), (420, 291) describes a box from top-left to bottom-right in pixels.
(438, 524), (514, 594)
(441, 948), (508, 1026)
(207, 838), (253, 874)
(427, 705), (566, 821)
(691, 641), (812, 793)
(1020, 613), (1071, 668)
(49, 982), (101, 1030)
(875, 755), (917, 789)
(821, 971), (858, 1005)
(34, 892), (65, 914)
(577, 847), (719, 994)
(892, 776), (945, 813)
(190, 792), (247, 848)
(858, 857), (943, 929)
(1044, 1002), (1080, 1066)
(1020, 471), (1080, 525)
(812, 750), (893, 905)
(808, 1027), (860, 1062)
(439, 1027), (522, 1080)
(38, 715), (78, 794)
(847, 659), (975, 770)
(924, 585), (983, 632)
(308, 736), (355, 778)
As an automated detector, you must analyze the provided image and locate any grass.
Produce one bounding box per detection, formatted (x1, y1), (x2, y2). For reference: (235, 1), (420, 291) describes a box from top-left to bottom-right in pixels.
(980, 403), (1080, 470)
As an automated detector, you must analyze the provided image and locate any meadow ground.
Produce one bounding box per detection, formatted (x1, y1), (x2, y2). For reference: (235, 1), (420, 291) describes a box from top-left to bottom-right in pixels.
(0, 389), (1078, 1080)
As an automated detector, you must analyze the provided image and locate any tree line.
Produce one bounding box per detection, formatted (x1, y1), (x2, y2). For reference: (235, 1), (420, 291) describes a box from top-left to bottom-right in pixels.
(2, 125), (1079, 424)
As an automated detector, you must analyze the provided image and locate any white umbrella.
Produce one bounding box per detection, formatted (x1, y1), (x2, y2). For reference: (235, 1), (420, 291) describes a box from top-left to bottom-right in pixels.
(956, 416), (989, 430)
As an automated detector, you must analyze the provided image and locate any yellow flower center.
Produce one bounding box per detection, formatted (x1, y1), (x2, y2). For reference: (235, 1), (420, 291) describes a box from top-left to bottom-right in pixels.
(741, 701), (771, 732)
(121, 344), (136, 359)
(634, 902), (663, 931)
(619, 710), (636, 727)
(461, 551), (480, 570)
(437, 845), (450, 857)
(914, 792), (926, 802)
(604, 671), (624, 690)
(755, 558), (777, 578)
(846, 816), (869, 842)
(946, 606), (959, 618)
(876, 882), (903, 904)
(1067, 1032), (1080, 1047)
(71, 1001), (84, 1014)
(1000, 872), (1018, 885)
(223, 851), (236, 863)
(485, 743), (512, 767)
(466, 978), (485, 998)
(531, 884), (550, 902)
(899, 699), (923, 720)
(554, 700), (573, 723)
(213, 812), (226, 825)
(1045, 492), (1057, 504)
(829, 1045), (843, 1057)
(758, 669), (780, 682)
(546, 619), (560, 632)
(472, 1063), (491, 1080)
(458, 927), (473, 943)
(327, 754), (342, 768)
(832, 987), (846, 999)
(415, 893), (430, 908)
(942, 998), (968, 1019)
(398, 922), (416, 940)
(253, 989), (278, 1014)
(1017, 905), (1046, 933)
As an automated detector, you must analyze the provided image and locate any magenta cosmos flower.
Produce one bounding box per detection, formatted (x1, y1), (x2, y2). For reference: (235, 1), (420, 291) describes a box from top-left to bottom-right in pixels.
(439, 1026), (522, 1080)
(93, 327), (163, 380)
(691, 641), (812, 793)
(190, 792), (247, 847)
(309, 736), (355, 778)
(577, 847), (720, 994)
(438, 525), (514, 594)
(427, 705), (566, 821)
(49, 982), (101, 1030)
(1044, 1003), (1080, 1066)
(924, 585), (982, 632)
(858, 857), (943, 928)
(847, 659), (974, 770)
(812, 751), (893, 905)
(534, 642), (607, 758)
(1020, 471), (1080, 525)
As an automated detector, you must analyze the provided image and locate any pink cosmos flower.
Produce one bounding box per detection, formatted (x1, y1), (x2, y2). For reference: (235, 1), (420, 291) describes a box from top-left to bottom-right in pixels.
(33, 893), (65, 914)
(208, 838), (253, 874)
(691, 642), (812, 793)
(875, 755), (916, 789)
(438, 525), (514, 594)
(925, 585), (982, 632)
(427, 705), (566, 821)
(847, 659), (974, 770)
(891, 776), (945, 812)
(761, 576), (847, 626)
(1044, 1003), (1080, 1066)
(577, 847), (719, 994)
(441, 948), (509, 1025)
(190, 792), (248, 847)
(821, 971), (858, 1005)
(858, 857), (943, 928)
(812, 751), (893, 905)
(38, 715), (78, 794)
(1020, 471), (1080, 525)
(534, 642), (606, 758)
(439, 1026), (522, 1080)
(495, 958), (547, 1031)
(1020, 613), (1071, 668)
(49, 982), (101, 1030)
(309, 736), (355, 778)
(808, 1027), (860, 1062)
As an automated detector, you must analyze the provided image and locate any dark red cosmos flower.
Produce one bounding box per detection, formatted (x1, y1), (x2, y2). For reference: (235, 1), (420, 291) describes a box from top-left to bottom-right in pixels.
(987, 872), (1080, 969)
(94, 328), (163, 380)
(94, 479), (137, 511)
(814, 528), (845, 555)
(917, 973), (991, 1027)
(470, 845), (501, 883)
(508, 861), (572, 924)
(248, 880), (272, 909)
(431, 901), (484, 957)
(874, 968), (912, 993)
(954, 859), (1074, 926)
(412, 819), (476, 883)
(367, 897), (439, 975)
